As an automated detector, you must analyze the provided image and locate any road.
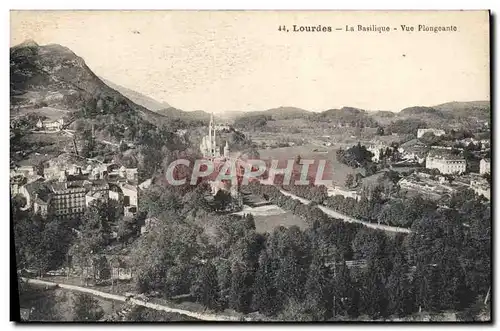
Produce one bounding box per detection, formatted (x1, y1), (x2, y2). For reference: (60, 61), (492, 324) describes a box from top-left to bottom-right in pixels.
(21, 277), (250, 321)
(279, 189), (412, 234)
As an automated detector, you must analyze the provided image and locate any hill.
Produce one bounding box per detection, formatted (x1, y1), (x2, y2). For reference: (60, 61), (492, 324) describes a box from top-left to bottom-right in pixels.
(433, 101), (490, 120)
(400, 106), (445, 117)
(100, 77), (215, 124)
(261, 106), (311, 120)
(99, 77), (171, 111)
(233, 106), (311, 121)
(10, 40), (169, 126)
(312, 106), (379, 127)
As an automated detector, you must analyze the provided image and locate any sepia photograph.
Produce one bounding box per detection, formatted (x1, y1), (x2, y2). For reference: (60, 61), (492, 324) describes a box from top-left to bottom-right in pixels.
(9, 10), (491, 323)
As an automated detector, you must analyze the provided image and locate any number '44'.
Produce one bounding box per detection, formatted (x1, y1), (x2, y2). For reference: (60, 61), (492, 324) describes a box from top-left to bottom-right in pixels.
(278, 25), (286, 32)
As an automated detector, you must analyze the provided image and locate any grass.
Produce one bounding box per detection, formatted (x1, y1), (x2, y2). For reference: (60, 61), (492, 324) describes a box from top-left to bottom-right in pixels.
(258, 143), (360, 188)
(252, 212), (307, 233)
(11, 106), (71, 121)
(15, 132), (73, 166)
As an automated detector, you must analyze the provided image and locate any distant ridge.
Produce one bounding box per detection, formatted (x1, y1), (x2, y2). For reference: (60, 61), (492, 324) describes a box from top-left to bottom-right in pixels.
(100, 77), (171, 111)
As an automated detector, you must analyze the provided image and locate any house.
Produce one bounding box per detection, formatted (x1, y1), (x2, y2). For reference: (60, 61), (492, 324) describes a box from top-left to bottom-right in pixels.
(36, 118), (64, 131)
(141, 217), (161, 234)
(12, 165), (36, 177)
(326, 185), (361, 201)
(480, 158), (491, 175)
(120, 183), (138, 217)
(85, 191), (108, 207)
(367, 145), (391, 163)
(139, 179), (152, 190)
(33, 195), (51, 216)
(470, 178), (490, 200)
(417, 128), (445, 139)
(17, 178), (48, 211)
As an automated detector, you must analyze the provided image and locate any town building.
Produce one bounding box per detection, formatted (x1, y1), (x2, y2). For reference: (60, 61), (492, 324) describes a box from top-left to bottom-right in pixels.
(480, 158), (491, 175)
(367, 145), (392, 163)
(50, 171), (109, 219)
(417, 128), (446, 139)
(17, 171), (109, 219)
(327, 185), (361, 201)
(17, 178), (48, 211)
(141, 217), (160, 235)
(470, 177), (490, 200)
(120, 182), (138, 217)
(425, 152), (466, 175)
(36, 118), (64, 131)
(13, 154), (140, 219)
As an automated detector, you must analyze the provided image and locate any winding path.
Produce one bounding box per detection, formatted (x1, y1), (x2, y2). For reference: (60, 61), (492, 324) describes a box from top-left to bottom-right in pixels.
(279, 189), (411, 234)
(21, 277), (250, 322)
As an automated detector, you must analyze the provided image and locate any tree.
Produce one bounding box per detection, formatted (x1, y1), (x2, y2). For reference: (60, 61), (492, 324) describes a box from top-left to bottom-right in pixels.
(116, 216), (138, 245)
(251, 250), (278, 315)
(386, 251), (414, 316)
(72, 293), (104, 321)
(361, 258), (389, 319)
(191, 260), (219, 310)
(277, 297), (320, 321)
(333, 260), (358, 318)
(13, 211), (72, 277)
(376, 126), (385, 136)
(345, 174), (355, 188)
(229, 262), (253, 313)
(304, 256), (334, 320)
(70, 206), (112, 284)
(213, 189), (232, 211)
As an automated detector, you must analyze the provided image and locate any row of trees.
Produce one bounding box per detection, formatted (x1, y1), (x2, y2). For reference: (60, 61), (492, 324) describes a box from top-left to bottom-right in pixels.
(133, 178), (490, 320)
(14, 173), (490, 321)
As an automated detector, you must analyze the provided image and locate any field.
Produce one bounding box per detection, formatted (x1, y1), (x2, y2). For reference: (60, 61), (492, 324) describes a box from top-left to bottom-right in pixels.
(10, 106), (71, 121)
(234, 204), (307, 233)
(14, 132), (74, 166)
(258, 144), (361, 188)
(247, 122), (407, 148)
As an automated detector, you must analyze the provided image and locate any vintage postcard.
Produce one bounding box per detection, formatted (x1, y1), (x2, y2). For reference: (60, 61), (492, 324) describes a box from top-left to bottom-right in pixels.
(10, 10), (491, 322)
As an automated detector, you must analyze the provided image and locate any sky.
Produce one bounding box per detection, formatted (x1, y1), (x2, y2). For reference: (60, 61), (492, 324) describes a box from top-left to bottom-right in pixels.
(11, 10), (490, 113)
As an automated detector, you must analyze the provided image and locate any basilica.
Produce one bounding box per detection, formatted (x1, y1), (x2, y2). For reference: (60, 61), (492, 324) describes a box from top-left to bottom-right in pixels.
(200, 113), (230, 159)
(199, 114), (242, 209)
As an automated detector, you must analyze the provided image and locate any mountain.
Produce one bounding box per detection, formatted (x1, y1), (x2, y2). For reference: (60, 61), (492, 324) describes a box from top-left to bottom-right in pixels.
(396, 102), (490, 126)
(433, 101), (490, 120)
(10, 40), (168, 125)
(231, 106), (311, 121)
(311, 106), (379, 127)
(261, 106), (311, 120)
(155, 107), (213, 123)
(99, 77), (171, 111)
(398, 106), (451, 124)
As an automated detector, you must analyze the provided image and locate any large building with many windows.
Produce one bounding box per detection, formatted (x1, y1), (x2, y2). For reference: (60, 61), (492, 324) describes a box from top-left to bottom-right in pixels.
(15, 160), (139, 219)
(47, 171), (109, 219)
(425, 152), (466, 175)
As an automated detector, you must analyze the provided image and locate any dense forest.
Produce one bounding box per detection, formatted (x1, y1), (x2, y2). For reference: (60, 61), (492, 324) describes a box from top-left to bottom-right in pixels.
(14, 173), (491, 321)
